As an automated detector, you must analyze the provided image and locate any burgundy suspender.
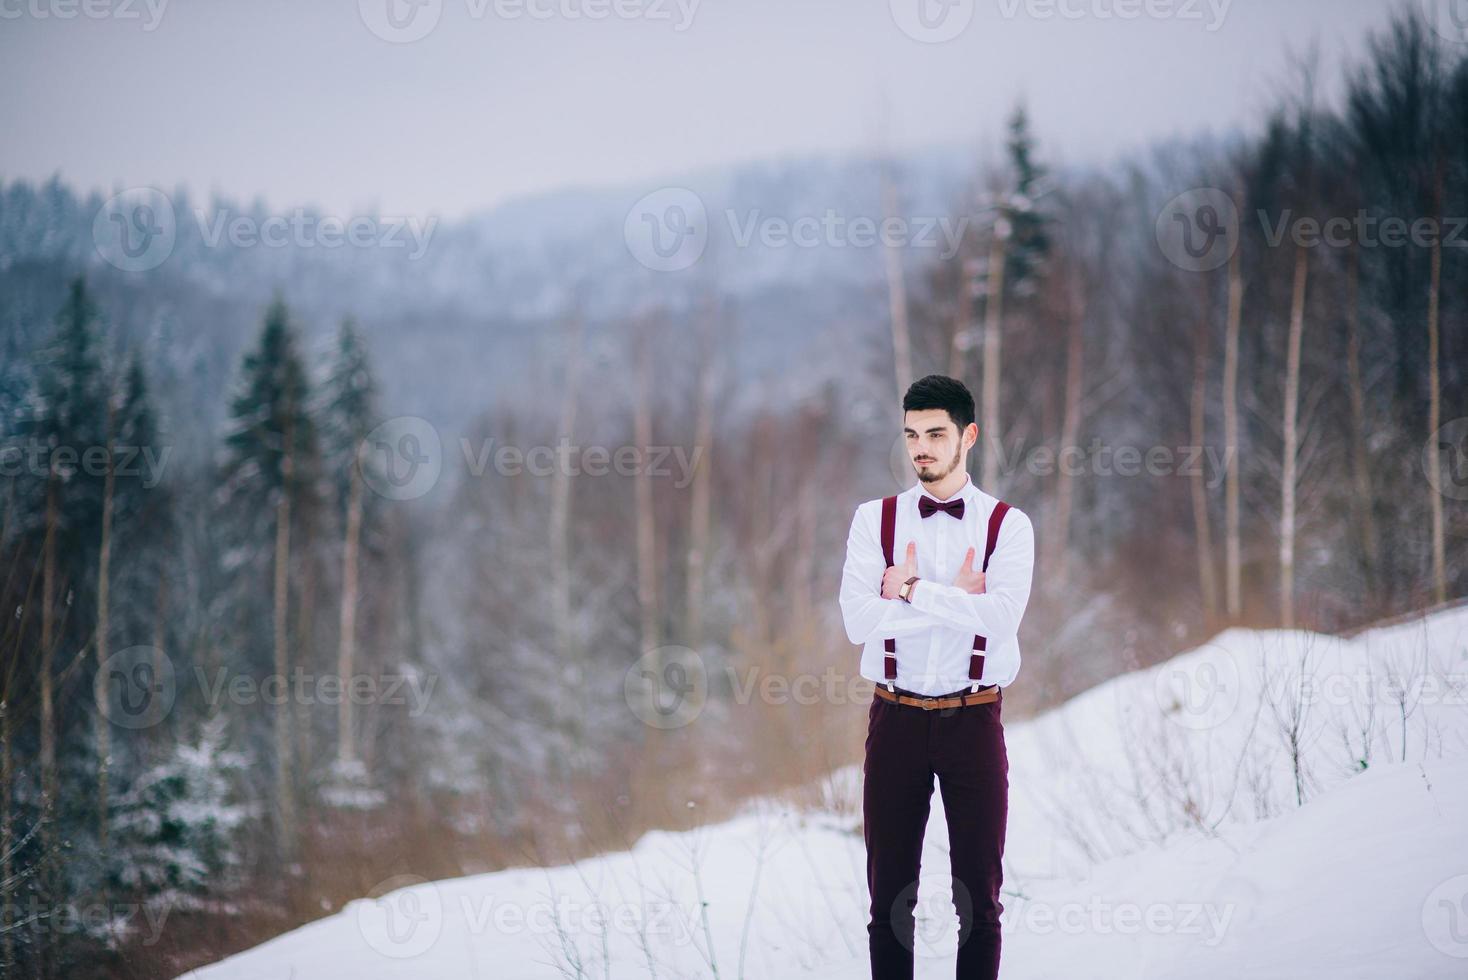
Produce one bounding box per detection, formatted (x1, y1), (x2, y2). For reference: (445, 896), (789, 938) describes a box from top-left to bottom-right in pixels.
(968, 501), (1011, 688)
(880, 495), (1010, 693)
(880, 496), (898, 686)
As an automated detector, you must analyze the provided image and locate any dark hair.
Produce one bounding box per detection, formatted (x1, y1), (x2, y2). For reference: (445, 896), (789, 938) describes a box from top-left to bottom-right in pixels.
(902, 374), (975, 431)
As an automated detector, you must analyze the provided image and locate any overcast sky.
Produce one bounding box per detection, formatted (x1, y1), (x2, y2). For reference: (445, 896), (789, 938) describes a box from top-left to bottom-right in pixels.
(0, 0), (1415, 221)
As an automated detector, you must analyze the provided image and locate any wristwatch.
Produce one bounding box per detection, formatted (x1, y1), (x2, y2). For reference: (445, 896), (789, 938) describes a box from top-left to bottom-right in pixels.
(899, 576), (919, 603)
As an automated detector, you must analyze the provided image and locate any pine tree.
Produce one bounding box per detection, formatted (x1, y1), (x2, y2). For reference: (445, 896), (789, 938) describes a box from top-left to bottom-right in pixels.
(318, 319), (380, 798)
(96, 353), (170, 843)
(978, 104), (1053, 489)
(108, 714), (247, 921)
(217, 297), (319, 850)
(21, 278), (110, 956)
(1001, 104), (1053, 297)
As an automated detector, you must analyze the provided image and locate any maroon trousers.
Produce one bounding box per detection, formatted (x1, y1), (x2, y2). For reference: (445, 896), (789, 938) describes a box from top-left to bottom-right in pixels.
(863, 686), (1009, 980)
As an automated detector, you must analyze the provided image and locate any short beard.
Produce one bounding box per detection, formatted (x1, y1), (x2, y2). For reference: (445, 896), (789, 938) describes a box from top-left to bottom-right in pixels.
(914, 443), (962, 485)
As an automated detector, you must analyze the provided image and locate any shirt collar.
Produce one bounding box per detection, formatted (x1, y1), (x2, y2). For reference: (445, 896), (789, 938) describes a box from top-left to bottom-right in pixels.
(913, 472), (978, 507)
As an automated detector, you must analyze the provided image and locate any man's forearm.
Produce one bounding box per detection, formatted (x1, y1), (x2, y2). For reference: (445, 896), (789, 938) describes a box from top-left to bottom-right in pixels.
(906, 579), (1028, 641)
(839, 590), (949, 645)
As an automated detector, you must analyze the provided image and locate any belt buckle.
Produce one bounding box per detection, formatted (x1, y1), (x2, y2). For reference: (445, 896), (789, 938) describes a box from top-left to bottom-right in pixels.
(914, 692), (940, 710)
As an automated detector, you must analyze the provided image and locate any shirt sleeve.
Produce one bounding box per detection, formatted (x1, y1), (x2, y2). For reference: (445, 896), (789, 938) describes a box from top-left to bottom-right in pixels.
(906, 507), (1034, 642)
(838, 503), (944, 646)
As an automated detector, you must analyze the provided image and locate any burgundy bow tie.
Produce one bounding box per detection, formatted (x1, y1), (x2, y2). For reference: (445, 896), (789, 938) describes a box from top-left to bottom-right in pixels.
(918, 495), (965, 520)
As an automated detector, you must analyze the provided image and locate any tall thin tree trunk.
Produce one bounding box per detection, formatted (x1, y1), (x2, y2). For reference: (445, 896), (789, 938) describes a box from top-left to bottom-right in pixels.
(38, 477), (56, 980)
(1191, 290), (1219, 620)
(1344, 245), (1379, 593)
(1050, 271), (1085, 587)
(981, 231), (1008, 489)
(1, 486), (14, 975)
(550, 313), (582, 663)
(686, 311), (715, 651)
(1280, 243), (1308, 628)
(1427, 176), (1445, 606)
(882, 164), (912, 400)
(274, 420), (296, 848)
(634, 325), (659, 655)
(336, 459), (363, 767)
(150, 565), (167, 764)
(1223, 240), (1243, 619)
(40, 478), (56, 810)
(947, 256), (978, 381)
(2, 625), (14, 978)
(296, 544), (315, 790)
(96, 404), (116, 844)
(1, 691), (11, 977)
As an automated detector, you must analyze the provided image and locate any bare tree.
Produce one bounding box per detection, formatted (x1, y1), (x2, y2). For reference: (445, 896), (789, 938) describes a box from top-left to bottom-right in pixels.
(1191, 277), (1219, 619)
(1280, 236), (1307, 628)
(1222, 218), (1244, 619)
(881, 159), (913, 400)
(94, 397), (116, 843)
(685, 300), (717, 652)
(1343, 243), (1380, 593)
(551, 310), (583, 664)
(634, 319), (660, 656)
(1425, 159), (1445, 605)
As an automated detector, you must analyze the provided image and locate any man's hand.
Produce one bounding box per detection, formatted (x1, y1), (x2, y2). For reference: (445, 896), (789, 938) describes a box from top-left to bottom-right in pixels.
(953, 547), (986, 595)
(881, 541), (918, 599)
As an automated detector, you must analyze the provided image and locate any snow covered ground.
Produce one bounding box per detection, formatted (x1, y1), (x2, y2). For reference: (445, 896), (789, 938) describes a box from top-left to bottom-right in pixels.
(180, 607), (1468, 979)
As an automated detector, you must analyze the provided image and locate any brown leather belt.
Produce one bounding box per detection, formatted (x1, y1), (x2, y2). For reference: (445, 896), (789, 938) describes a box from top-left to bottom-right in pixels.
(874, 684), (1000, 710)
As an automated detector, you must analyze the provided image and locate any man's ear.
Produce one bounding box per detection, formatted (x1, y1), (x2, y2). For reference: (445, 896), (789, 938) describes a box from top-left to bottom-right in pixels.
(964, 422), (979, 451)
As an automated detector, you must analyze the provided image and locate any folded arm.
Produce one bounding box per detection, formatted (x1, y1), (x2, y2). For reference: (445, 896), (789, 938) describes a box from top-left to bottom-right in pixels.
(838, 503), (945, 645)
(907, 509), (1034, 642)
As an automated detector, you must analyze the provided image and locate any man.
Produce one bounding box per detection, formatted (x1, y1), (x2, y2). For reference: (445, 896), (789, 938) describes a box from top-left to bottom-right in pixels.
(838, 374), (1035, 980)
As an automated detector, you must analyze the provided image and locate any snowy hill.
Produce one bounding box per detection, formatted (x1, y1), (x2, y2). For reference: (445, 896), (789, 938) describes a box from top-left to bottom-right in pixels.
(179, 607), (1468, 979)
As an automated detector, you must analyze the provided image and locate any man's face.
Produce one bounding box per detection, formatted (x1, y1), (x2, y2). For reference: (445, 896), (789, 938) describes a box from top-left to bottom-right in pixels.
(904, 409), (976, 484)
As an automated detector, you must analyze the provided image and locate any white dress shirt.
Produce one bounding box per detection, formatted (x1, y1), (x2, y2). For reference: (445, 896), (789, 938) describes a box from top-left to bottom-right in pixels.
(838, 475), (1035, 694)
